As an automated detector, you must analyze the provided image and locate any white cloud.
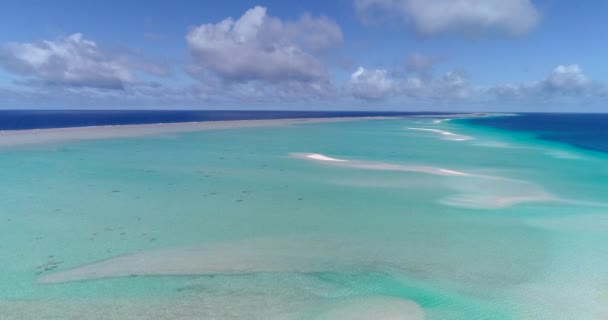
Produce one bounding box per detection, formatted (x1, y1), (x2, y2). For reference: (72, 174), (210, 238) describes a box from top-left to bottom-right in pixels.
(349, 63), (607, 107)
(400, 69), (472, 100)
(348, 67), (398, 100)
(355, 0), (540, 36)
(0, 34), (135, 90)
(425, 69), (471, 99)
(544, 64), (590, 93)
(186, 6), (342, 90)
(490, 65), (602, 99)
(348, 65), (471, 101)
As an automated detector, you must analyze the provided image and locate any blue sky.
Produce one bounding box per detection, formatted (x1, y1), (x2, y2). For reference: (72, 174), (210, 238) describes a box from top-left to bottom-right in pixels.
(0, 0), (606, 111)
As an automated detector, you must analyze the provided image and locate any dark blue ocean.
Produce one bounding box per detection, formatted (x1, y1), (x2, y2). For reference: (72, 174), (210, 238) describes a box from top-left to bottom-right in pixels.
(0, 110), (440, 131)
(466, 113), (608, 153)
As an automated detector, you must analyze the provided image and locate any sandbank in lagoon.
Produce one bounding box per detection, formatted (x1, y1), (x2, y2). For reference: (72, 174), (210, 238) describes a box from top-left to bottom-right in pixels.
(0, 116), (395, 148)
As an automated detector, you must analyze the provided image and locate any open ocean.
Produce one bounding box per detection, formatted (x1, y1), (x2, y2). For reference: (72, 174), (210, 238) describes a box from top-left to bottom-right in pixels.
(466, 113), (608, 153)
(1, 111), (607, 320)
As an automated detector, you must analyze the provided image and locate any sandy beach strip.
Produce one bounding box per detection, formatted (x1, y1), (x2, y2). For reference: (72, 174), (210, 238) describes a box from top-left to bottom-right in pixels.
(0, 116), (394, 148)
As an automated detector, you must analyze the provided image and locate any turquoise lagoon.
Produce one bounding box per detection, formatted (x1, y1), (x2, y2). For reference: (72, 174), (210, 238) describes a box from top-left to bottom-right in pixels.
(1, 116), (607, 319)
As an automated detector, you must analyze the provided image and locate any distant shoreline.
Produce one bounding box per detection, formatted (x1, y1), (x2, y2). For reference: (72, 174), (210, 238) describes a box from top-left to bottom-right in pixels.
(0, 116), (392, 148)
(0, 110), (504, 132)
(0, 112), (503, 148)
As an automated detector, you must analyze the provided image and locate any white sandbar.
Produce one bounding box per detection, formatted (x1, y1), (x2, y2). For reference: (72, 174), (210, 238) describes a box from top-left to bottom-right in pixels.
(38, 236), (371, 284)
(292, 153), (557, 209)
(1, 295), (424, 320)
(407, 127), (472, 141)
(0, 117), (392, 149)
(305, 153), (347, 162)
(291, 153), (469, 176)
(37, 233), (540, 286)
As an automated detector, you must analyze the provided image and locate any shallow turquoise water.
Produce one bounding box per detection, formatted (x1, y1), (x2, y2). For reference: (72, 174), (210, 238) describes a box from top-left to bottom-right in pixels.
(1, 117), (607, 319)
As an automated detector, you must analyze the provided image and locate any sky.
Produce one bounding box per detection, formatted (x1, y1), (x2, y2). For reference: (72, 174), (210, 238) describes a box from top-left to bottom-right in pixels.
(0, 0), (606, 111)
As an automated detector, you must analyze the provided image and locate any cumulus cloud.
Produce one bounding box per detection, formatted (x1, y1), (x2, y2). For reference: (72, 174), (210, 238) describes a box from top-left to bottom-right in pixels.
(348, 65), (471, 101)
(490, 65), (603, 100)
(421, 69), (471, 99)
(186, 6), (342, 95)
(348, 67), (397, 100)
(543, 65), (591, 93)
(354, 0), (540, 36)
(348, 63), (605, 105)
(0, 34), (137, 90)
(0, 77), (215, 109)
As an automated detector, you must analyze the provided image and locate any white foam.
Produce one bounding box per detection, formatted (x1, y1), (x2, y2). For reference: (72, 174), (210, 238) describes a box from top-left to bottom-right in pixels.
(407, 127), (472, 141)
(306, 153), (347, 162)
(432, 119), (452, 124)
(291, 153), (469, 176)
(438, 168), (468, 176)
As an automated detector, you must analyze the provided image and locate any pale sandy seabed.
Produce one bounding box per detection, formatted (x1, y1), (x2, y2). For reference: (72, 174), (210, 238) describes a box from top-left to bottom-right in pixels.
(37, 234), (537, 284)
(290, 152), (553, 209)
(3, 112), (607, 320)
(1, 296), (424, 320)
(0, 116), (433, 320)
